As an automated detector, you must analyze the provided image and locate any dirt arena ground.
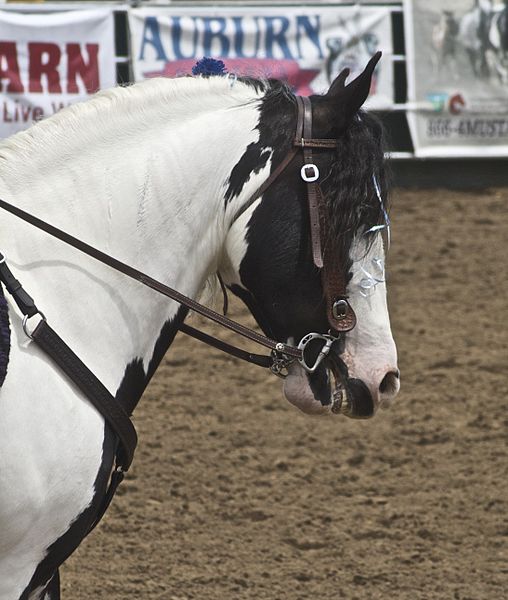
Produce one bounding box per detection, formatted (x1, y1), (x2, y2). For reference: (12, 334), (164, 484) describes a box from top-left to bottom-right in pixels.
(62, 187), (507, 599)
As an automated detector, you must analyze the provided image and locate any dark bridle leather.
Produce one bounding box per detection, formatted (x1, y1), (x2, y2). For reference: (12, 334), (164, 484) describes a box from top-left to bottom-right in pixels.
(0, 94), (357, 477)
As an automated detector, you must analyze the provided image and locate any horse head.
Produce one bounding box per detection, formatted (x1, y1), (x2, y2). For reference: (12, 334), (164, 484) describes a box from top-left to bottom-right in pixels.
(221, 53), (399, 418)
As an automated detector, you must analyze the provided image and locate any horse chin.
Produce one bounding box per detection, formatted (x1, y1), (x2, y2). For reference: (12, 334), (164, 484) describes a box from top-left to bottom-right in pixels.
(283, 355), (375, 419)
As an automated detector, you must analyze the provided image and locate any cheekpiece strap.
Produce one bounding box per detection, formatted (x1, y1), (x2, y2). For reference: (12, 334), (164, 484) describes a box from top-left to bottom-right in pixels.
(295, 97), (356, 334)
(297, 96), (324, 269)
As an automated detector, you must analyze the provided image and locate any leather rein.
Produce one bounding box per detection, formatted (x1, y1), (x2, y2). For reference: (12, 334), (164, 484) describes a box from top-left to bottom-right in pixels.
(0, 95), (356, 477)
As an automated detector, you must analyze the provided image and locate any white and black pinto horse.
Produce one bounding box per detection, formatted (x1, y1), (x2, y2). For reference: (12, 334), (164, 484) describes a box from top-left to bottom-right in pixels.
(0, 57), (399, 599)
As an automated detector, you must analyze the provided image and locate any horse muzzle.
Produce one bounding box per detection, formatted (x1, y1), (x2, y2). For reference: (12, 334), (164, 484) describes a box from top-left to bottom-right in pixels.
(283, 349), (377, 419)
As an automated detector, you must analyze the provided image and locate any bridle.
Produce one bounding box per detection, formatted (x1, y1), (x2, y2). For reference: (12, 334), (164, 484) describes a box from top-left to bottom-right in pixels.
(0, 95), (356, 377)
(0, 94), (357, 477)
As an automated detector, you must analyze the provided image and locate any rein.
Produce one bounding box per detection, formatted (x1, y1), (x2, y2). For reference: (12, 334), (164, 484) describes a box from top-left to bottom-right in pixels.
(0, 95), (356, 480)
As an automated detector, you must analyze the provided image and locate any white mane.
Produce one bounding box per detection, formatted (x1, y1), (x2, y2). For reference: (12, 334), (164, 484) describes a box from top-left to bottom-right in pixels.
(0, 76), (262, 176)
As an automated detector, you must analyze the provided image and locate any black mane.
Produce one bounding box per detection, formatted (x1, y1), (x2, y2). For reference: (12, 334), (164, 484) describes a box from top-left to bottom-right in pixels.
(319, 109), (388, 262)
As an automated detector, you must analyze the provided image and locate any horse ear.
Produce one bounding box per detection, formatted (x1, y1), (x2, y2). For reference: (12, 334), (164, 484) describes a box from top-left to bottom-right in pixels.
(327, 67), (350, 95)
(313, 51), (382, 136)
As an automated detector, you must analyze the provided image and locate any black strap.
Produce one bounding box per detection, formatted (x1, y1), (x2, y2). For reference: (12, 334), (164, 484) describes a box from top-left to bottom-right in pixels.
(179, 322), (272, 368)
(31, 319), (137, 471)
(0, 253), (38, 317)
(298, 96), (324, 269)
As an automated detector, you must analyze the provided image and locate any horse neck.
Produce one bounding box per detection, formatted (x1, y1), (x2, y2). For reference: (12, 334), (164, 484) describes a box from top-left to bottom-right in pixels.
(0, 79), (263, 402)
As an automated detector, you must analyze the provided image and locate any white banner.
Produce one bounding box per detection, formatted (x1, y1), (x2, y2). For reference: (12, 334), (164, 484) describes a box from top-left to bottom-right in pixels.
(0, 9), (116, 137)
(129, 5), (394, 109)
(405, 0), (508, 157)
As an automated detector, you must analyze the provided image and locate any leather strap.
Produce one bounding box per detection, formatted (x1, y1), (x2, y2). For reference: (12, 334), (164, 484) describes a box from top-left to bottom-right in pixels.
(0, 253), (38, 317)
(31, 319), (137, 470)
(322, 261), (357, 333)
(295, 98), (356, 333)
(298, 96), (324, 269)
(294, 138), (338, 149)
(179, 323), (272, 368)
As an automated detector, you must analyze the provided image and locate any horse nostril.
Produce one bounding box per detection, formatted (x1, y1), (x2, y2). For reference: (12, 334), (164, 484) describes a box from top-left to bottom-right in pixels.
(379, 370), (400, 396)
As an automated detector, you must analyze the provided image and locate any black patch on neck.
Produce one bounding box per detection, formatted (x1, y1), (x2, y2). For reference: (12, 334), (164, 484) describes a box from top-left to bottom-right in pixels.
(115, 305), (188, 415)
(224, 80), (296, 205)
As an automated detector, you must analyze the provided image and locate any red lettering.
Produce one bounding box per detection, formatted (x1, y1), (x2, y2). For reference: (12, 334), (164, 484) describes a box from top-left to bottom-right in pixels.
(0, 42), (24, 93)
(67, 43), (99, 94)
(28, 42), (62, 93)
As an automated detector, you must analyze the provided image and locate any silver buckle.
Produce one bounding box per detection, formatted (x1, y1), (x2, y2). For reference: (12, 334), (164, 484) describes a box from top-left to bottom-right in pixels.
(297, 332), (336, 373)
(332, 299), (348, 320)
(301, 163), (319, 182)
(22, 311), (46, 340)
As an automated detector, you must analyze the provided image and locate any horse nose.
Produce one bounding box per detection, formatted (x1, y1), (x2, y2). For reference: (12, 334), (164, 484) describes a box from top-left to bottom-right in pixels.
(378, 368), (400, 406)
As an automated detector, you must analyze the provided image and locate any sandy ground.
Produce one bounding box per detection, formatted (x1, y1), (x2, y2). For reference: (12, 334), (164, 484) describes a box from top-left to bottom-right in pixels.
(61, 187), (507, 599)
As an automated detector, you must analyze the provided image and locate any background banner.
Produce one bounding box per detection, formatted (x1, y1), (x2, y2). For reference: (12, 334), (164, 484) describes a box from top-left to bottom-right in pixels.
(405, 0), (508, 157)
(0, 8), (116, 137)
(129, 5), (394, 108)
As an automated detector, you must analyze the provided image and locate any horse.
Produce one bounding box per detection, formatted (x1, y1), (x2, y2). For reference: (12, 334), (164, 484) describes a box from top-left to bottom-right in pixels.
(0, 53), (399, 599)
(431, 10), (461, 78)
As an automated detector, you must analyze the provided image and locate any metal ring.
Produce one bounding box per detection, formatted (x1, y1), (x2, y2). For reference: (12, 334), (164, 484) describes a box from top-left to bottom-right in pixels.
(22, 311), (46, 340)
(297, 332), (337, 373)
(300, 163), (320, 182)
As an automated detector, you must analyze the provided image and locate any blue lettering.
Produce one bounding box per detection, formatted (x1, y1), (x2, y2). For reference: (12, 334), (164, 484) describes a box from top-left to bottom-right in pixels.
(264, 17), (293, 59)
(233, 16), (261, 58)
(139, 17), (168, 61)
(171, 16), (199, 60)
(296, 16), (323, 59)
(203, 17), (230, 56)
